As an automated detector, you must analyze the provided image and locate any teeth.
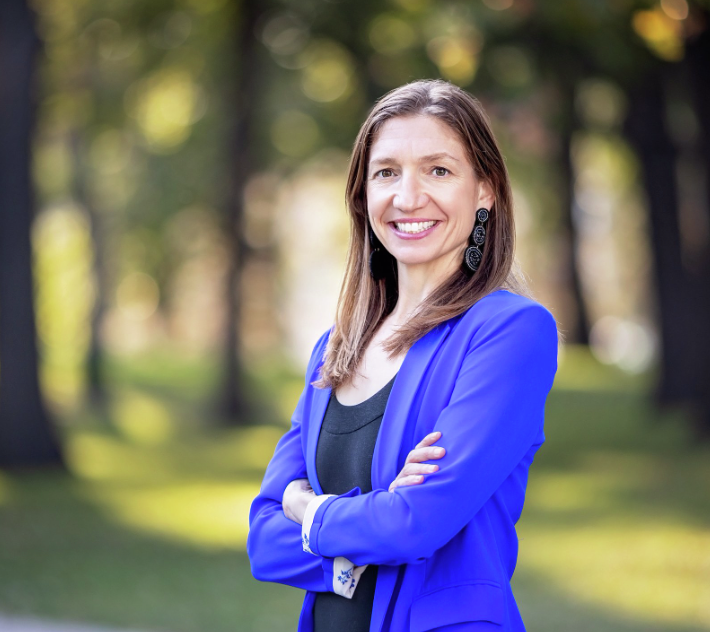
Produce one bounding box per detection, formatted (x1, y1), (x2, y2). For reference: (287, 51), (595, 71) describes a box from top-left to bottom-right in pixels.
(395, 220), (436, 234)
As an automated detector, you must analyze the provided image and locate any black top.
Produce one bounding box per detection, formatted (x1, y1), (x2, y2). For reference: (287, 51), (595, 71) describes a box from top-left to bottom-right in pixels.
(313, 373), (398, 632)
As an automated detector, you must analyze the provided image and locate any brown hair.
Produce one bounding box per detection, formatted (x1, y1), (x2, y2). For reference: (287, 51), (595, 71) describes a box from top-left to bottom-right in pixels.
(313, 79), (532, 390)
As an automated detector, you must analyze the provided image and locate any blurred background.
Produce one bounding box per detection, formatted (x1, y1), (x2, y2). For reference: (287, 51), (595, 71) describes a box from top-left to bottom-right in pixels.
(0, 0), (709, 631)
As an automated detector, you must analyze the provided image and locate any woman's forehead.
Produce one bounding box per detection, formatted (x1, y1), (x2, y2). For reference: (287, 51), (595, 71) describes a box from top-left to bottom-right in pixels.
(369, 115), (467, 161)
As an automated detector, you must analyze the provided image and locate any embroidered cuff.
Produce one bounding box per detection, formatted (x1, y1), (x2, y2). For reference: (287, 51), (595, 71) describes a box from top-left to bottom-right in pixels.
(332, 556), (368, 599)
(302, 494), (335, 555)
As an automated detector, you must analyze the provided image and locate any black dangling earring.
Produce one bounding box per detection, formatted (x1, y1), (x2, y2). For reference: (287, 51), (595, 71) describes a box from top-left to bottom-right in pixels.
(464, 207), (489, 274)
(368, 222), (389, 281)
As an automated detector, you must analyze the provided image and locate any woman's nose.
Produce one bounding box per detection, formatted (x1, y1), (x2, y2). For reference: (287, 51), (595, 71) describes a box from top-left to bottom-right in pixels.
(393, 173), (427, 212)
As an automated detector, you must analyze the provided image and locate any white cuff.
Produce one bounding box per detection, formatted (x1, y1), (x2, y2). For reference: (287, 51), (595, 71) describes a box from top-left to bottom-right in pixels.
(333, 557), (368, 599)
(301, 494), (335, 555)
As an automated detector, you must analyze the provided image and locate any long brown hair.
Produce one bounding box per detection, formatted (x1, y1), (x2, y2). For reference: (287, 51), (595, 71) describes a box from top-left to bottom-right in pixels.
(313, 79), (532, 390)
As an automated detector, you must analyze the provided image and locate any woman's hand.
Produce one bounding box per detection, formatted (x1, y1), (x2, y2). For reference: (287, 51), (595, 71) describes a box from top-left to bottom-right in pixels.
(282, 478), (316, 524)
(388, 431), (445, 492)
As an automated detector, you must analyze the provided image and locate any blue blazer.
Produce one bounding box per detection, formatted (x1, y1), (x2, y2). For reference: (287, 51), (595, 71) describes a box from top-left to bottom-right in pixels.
(248, 289), (558, 632)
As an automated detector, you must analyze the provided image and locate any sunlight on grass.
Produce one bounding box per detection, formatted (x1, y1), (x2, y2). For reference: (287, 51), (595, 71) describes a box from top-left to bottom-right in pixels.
(530, 453), (658, 512)
(112, 390), (174, 444)
(63, 385), (288, 550)
(522, 445), (710, 628)
(520, 521), (710, 627)
(67, 432), (158, 481)
(66, 425), (285, 484)
(66, 430), (266, 549)
(79, 481), (258, 550)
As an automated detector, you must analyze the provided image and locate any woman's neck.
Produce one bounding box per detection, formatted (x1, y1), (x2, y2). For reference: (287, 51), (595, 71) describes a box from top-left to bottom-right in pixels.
(389, 251), (459, 324)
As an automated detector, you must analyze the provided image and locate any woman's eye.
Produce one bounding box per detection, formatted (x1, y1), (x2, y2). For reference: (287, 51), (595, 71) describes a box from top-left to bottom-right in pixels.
(376, 169), (394, 178)
(433, 167), (449, 177)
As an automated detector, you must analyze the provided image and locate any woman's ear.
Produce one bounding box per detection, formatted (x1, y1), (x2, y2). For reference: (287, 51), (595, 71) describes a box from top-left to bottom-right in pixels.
(477, 180), (495, 211)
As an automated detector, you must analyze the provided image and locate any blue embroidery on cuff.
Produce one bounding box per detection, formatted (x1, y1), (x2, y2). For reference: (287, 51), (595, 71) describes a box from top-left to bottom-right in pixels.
(337, 566), (354, 585)
(302, 532), (310, 552)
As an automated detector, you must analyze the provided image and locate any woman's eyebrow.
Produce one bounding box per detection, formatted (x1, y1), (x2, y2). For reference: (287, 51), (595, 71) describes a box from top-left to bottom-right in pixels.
(369, 152), (461, 167)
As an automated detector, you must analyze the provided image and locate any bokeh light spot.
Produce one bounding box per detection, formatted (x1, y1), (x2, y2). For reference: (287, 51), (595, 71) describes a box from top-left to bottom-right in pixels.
(298, 40), (355, 103)
(271, 110), (320, 157)
(632, 9), (683, 61)
(113, 391), (174, 445)
(116, 272), (160, 322)
(487, 46), (533, 88)
(125, 68), (206, 153)
(261, 12), (309, 57)
(576, 79), (627, 129)
(590, 316), (656, 373)
(661, 0), (689, 21)
(426, 36), (479, 84)
(368, 14), (417, 55)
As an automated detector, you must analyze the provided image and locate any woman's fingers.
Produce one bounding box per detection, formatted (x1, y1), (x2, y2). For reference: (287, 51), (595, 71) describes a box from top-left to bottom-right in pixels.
(388, 432), (445, 492)
(388, 463), (440, 492)
(400, 462), (439, 477)
(408, 432), (445, 463)
(414, 431), (441, 449)
(389, 474), (425, 491)
(404, 444), (446, 464)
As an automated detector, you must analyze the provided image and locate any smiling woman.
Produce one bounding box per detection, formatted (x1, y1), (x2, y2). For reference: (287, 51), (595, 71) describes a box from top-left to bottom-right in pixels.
(248, 79), (560, 632)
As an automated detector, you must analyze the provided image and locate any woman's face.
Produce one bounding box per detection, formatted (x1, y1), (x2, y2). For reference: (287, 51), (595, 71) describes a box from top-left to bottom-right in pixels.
(366, 114), (494, 276)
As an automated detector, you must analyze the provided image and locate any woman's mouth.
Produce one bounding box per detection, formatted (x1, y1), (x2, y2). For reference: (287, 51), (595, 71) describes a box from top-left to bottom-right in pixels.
(389, 220), (439, 239)
(394, 220), (436, 233)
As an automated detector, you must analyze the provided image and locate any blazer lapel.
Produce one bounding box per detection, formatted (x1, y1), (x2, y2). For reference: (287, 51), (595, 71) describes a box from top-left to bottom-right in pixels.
(371, 320), (453, 491)
(369, 321), (453, 632)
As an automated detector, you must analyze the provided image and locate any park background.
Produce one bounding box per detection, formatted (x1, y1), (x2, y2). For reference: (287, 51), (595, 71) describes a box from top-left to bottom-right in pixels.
(0, 0), (709, 631)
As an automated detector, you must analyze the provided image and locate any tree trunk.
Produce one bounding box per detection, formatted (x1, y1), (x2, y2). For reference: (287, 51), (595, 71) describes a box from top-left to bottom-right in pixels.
(0, 0), (65, 468)
(684, 17), (710, 440)
(623, 63), (695, 407)
(534, 46), (593, 345)
(557, 79), (591, 345)
(218, 0), (263, 422)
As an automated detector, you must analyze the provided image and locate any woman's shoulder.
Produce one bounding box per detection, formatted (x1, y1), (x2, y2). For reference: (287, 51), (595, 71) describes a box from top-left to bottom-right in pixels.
(453, 288), (558, 337)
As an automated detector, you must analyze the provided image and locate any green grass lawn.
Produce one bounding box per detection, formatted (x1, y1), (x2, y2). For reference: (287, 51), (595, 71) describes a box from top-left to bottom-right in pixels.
(0, 345), (708, 632)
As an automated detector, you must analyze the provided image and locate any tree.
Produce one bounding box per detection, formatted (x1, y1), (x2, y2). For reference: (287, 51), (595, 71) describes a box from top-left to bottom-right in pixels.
(217, 0), (270, 421)
(0, 0), (65, 468)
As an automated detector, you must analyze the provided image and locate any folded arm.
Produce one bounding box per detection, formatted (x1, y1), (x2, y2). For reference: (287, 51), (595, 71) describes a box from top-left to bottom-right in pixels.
(247, 329), (366, 598)
(303, 304), (558, 567)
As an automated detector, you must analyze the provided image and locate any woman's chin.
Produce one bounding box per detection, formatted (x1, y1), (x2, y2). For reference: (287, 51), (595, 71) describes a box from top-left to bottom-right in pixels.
(391, 255), (455, 272)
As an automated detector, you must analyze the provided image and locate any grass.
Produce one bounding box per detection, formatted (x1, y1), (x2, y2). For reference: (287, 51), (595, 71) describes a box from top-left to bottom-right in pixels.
(0, 345), (708, 632)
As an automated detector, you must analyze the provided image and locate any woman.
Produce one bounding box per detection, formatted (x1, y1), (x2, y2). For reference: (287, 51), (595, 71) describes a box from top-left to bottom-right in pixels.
(247, 79), (559, 632)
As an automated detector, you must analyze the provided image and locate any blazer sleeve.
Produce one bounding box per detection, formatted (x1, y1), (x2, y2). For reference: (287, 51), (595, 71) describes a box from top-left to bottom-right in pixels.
(303, 303), (559, 567)
(247, 328), (367, 598)
(247, 329), (334, 591)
